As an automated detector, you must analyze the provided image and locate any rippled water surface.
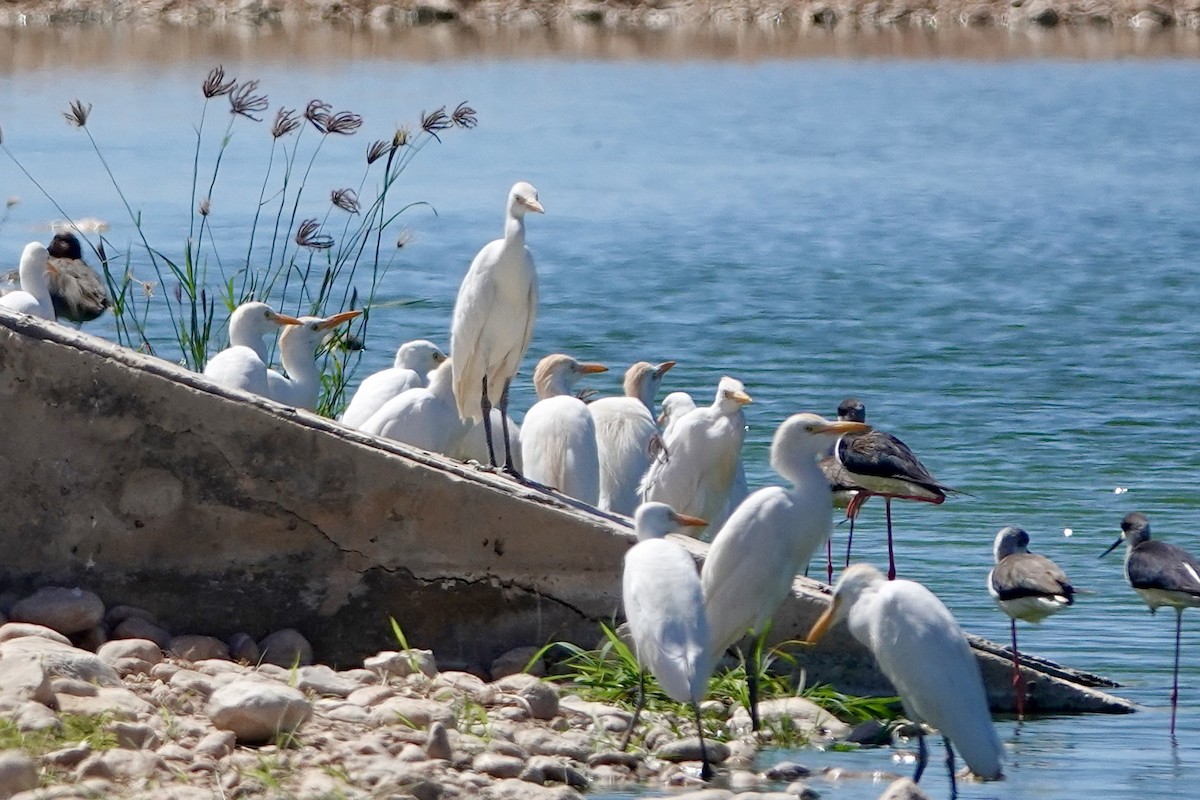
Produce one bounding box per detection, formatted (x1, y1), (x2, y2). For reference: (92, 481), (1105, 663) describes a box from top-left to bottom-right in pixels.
(3, 26), (1200, 799)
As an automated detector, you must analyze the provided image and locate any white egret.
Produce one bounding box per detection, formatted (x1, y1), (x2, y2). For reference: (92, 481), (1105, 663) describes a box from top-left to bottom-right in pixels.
(341, 340), (446, 429)
(520, 353), (608, 505)
(46, 232), (110, 323)
(640, 376), (752, 538)
(590, 360), (675, 515)
(0, 242), (56, 320)
(807, 564), (1004, 793)
(201, 302), (301, 396)
(702, 412), (870, 730)
(360, 358), (469, 456)
(657, 391), (697, 440)
(824, 400), (958, 580)
(621, 501), (713, 779)
(1101, 511), (1200, 736)
(266, 310), (362, 411)
(988, 525), (1075, 719)
(450, 181), (543, 472)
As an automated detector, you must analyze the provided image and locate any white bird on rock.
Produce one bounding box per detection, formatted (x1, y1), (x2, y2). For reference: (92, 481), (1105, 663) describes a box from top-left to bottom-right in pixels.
(0, 242), (56, 320)
(360, 358), (469, 456)
(621, 501), (713, 780)
(520, 353), (608, 505)
(450, 181), (543, 473)
(702, 412), (870, 730)
(266, 310), (362, 411)
(202, 302), (302, 396)
(590, 360), (676, 516)
(641, 376), (752, 537)
(807, 564), (1004, 794)
(341, 340), (447, 429)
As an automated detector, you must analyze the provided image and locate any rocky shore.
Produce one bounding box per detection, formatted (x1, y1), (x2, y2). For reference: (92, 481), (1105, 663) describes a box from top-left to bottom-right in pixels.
(0, 584), (941, 800)
(1, 0), (1198, 31)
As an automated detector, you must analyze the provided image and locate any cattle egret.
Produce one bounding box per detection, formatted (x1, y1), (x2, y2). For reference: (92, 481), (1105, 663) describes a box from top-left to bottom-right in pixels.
(520, 353), (607, 505)
(0, 242), (55, 320)
(266, 310), (362, 411)
(341, 340), (446, 428)
(591, 360), (675, 515)
(202, 302), (301, 396)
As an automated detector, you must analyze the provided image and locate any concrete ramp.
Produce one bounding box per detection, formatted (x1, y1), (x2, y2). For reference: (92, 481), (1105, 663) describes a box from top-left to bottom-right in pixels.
(0, 311), (1133, 714)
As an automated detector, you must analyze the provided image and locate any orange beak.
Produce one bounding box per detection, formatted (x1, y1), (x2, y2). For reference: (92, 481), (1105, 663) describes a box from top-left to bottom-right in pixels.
(318, 310), (363, 329)
(579, 363), (608, 375)
(805, 596), (842, 644)
(670, 511), (707, 528)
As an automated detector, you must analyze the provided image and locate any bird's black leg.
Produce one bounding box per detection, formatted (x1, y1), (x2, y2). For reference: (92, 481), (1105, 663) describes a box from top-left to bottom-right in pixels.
(620, 670), (645, 752)
(944, 736), (958, 800)
(913, 728), (928, 784)
(1011, 618), (1025, 720)
(480, 376), (497, 467)
(1171, 608), (1183, 737)
(825, 538), (834, 585)
(746, 630), (767, 732)
(498, 378), (521, 477)
(693, 700), (714, 781)
(885, 498), (897, 580)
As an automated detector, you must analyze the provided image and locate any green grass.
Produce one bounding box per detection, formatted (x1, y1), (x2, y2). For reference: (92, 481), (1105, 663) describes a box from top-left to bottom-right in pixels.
(0, 713), (118, 757)
(538, 623), (901, 748)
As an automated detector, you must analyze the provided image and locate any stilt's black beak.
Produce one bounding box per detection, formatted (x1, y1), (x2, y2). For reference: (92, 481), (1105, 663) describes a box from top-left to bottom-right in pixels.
(1099, 536), (1123, 558)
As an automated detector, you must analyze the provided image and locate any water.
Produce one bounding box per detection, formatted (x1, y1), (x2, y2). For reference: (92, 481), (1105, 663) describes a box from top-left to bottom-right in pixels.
(4, 25), (1200, 799)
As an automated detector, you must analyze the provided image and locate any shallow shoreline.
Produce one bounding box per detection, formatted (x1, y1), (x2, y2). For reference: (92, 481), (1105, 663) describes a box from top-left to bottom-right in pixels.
(2, 0), (1199, 34)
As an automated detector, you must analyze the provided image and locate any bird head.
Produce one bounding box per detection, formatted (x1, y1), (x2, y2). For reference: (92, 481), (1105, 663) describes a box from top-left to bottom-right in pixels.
(632, 502), (706, 542)
(1101, 511), (1150, 558)
(510, 182), (544, 216)
(993, 526), (1031, 563)
(805, 563), (885, 644)
(532, 353), (607, 400)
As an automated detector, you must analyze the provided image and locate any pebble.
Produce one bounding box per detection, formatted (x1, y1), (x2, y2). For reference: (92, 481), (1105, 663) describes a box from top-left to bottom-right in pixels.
(225, 631), (260, 663)
(473, 752), (526, 778)
(364, 648), (438, 677)
(168, 635), (229, 662)
(296, 664), (360, 698)
(0, 622), (72, 645)
(8, 587), (104, 635)
(0, 751), (38, 798)
(205, 680), (312, 743)
(490, 645), (546, 678)
(764, 760), (812, 781)
(654, 737), (731, 765)
(0, 654), (54, 705)
(257, 628), (313, 667)
(878, 777), (932, 800)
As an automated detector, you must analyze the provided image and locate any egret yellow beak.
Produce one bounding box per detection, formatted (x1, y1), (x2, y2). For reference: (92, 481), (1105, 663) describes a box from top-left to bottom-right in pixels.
(805, 596), (842, 644)
(579, 363), (608, 375)
(655, 361), (677, 377)
(523, 197), (545, 214)
(272, 313), (303, 326)
(670, 512), (707, 528)
(727, 390), (753, 405)
(318, 310), (363, 329)
(820, 421), (871, 436)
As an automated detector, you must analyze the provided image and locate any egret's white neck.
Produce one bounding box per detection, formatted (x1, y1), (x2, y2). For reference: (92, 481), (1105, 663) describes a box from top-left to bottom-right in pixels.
(229, 317), (269, 360)
(277, 335), (322, 408)
(504, 212), (526, 248)
(19, 253), (50, 300)
(771, 443), (825, 491)
(535, 369), (575, 400)
(627, 374), (657, 412)
(427, 361), (456, 400)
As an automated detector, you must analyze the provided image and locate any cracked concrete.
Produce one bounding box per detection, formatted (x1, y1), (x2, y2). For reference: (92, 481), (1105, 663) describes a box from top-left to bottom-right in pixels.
(0, 310), (1136, 714)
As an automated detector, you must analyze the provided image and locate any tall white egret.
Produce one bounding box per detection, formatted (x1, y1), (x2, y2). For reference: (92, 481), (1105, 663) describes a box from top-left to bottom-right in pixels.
(45, 232), (110, 323)
(202, 302), (301, 396)
(450, 181), (543, 473)
(0, 242), (56, 320)
(1101, 511), (1200, 736)
(807, 563), (1004, 793)
(640, 376), (752, 538)
(702, 412), (870, 729)
(988, 525), (1075, 719)
(823, 400), (958, 580)
(590, 360), (675, 516)
(360, 358), (469, 456)
(520, 354), (608, 505)
(621, 501), (713, 779)
(340, 340), (446, 429)
(266, 310), (362, 411)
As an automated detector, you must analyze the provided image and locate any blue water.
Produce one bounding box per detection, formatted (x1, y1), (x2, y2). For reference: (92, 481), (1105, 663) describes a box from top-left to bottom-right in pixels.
(4, 31), (1200, 799)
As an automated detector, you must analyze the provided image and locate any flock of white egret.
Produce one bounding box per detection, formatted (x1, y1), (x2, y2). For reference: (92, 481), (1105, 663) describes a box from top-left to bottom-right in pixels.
(5, 181), (1200, 795)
